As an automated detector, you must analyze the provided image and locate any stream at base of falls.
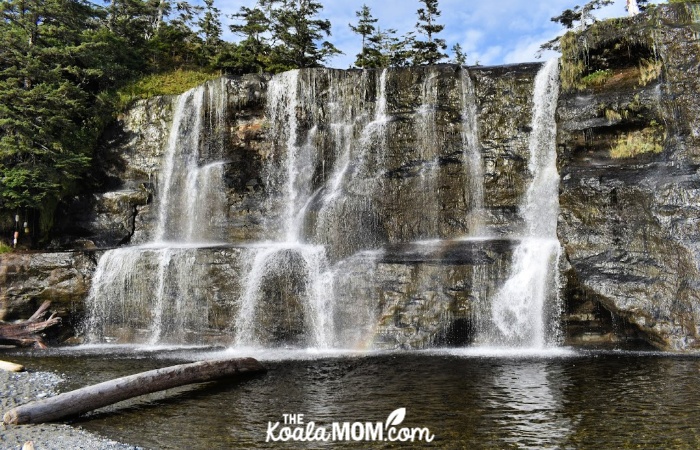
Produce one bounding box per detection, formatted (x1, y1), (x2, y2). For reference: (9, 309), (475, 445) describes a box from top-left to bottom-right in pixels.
(6, 348), (700, 449)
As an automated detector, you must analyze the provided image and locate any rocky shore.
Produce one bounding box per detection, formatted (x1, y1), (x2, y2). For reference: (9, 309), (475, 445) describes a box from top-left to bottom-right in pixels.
(0, 368), (138, 450)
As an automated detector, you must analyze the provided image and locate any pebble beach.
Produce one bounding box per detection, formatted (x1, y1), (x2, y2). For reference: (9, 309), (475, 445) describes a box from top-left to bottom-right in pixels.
(1, 369), (139, 450)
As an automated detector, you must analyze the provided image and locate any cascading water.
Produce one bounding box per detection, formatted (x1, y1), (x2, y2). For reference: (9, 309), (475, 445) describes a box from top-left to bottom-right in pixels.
(460, 68), (485, 235)
(84, 79), (230, 344)
(233, 70), (337, 348)
(83, 62), (564, 351)
(311, 69), (390, 258)
(234, 69), (397, 348)
(415, 69), (441, 237)
(480, 59), (562, 348)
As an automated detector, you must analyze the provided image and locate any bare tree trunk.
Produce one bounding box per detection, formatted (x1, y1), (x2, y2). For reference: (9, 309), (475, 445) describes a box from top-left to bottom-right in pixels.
(155, 0), (168, 31)
(3, 358), (266, 425)
(0, 361), (25, 372)
(0, 301), (61, 348)
(628, 0), (640, 16)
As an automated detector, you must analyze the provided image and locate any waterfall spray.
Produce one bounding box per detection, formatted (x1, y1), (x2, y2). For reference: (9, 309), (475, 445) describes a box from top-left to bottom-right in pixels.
(484, 59), (562, 348)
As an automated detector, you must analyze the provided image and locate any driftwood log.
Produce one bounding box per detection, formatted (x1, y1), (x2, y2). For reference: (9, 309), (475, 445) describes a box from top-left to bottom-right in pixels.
(0, 360), (25, 372)
(0, 301), (61, 348)
(3, 357), (266, 425)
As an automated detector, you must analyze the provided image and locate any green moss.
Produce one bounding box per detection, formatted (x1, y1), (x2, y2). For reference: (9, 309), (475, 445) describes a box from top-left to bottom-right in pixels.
(610, 125), (665, 159)
(558, 13), (661, 92)
(114, 69), (221, 111)
(0, 242), (12, 254)
(639, 58), (663, 86)
(581, 69), (613, 87)
(605, 108), (623, 122)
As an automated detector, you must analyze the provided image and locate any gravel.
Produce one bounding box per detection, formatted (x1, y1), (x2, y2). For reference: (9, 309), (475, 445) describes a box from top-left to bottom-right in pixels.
(1, 369), (141, 450)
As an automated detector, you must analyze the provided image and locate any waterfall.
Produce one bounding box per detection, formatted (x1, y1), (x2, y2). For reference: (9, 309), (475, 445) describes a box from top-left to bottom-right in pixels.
(233, 243), (333, 348)
(262, 70), (303, 241)
(460, 68), (485, 235)
(234, 70), (345, 348)
(415, 68), (441, 238)
(84, 79), (230, 344)
(153, 82), (228, 244)
(482, 59), (562, 348)
(312, 68), (390, 256)
(82, 63), (566, 350)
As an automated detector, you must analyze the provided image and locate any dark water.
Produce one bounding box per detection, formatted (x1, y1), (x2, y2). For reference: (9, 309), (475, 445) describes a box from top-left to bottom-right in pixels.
(5, 347), (700, 449)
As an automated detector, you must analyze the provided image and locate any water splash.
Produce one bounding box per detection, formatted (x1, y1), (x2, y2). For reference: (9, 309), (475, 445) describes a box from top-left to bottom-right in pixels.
(84, 79), (230, 344)
(234, 243), (334, 348)
(484, 59), (562, 348)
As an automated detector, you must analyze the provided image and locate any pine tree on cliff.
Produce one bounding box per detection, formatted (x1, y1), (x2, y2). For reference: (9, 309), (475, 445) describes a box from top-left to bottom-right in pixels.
(451, 43), (467, 66)
(227, 5), (272, 74)
(412, 0), (447, 65)
(540, 0), (617, 54)
(198, 0), (223, 64)
(349, 4), (380, 68)
(262, 0), (342, 72)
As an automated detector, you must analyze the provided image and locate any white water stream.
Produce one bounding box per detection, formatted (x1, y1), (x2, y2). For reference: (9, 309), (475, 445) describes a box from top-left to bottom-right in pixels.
(84, 80), (230, 343)
(84, 63), (562, 351)
(483, 59), (562, 348)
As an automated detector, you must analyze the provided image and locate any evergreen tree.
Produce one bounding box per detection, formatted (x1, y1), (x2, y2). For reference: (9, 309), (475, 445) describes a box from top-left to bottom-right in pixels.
(391, 32), (417, 67)
(451, 43), (467, 65)
(349, 4), (378, 68)
(0, 0), (127, 237)
(265, 0), (342, 71)
(226, 5), (272, 74)
(541, 0), (614, 54)
(412, 0), (447, 65)
(198, 0), (223, 64)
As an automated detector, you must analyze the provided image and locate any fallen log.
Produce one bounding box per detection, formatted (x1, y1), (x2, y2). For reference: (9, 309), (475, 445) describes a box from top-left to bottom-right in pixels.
(3, 357), (266, 425)
(0, 360), (25, 372)
(0, 301), (61, 348)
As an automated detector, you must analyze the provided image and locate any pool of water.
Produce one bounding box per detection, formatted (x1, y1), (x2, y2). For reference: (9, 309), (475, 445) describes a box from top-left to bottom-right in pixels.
(5, 346), (700, 449)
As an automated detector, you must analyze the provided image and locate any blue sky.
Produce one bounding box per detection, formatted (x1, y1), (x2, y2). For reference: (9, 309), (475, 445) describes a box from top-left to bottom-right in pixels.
(215, 0), (654, 68)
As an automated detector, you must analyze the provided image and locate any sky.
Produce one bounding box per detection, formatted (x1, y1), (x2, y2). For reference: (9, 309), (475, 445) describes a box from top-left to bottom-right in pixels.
(213, 0), (657, 68)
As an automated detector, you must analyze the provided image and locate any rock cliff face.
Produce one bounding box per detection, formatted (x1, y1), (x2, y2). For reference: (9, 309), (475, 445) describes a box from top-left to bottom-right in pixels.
(557, 3), (700, 350)
(2, 4), (699, 351)
(0, 251), (96, 340)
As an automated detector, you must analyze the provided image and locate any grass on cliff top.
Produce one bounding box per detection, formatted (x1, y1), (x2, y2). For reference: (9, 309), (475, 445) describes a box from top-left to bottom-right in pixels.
(115, 69), (221, 111)
(0, 242), (12, 254)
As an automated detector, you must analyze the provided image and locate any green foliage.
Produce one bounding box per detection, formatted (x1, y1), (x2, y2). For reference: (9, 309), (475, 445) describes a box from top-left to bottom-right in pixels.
(668, 0), (700, 3)
(227, 6), (271, 74)
(114, 69), (220, 110)
(0, 241), (11, 254)
(265, 0), (342, 71)
(610, 125), (665, 159)
(198, 0), (223, 64)
(412, 0), (447, 65)
(580, 69), (613, 86)
(451, 43), (467, 65)
(0, 0), (238, 243)
(227, 0), (341, 73)
(350, 4), (379, 68)
(0, 0), (126, 238)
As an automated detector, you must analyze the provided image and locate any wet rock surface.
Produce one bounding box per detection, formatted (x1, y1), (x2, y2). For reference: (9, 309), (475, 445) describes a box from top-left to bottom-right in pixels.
(4, 5), (700, 351)
(0, 252), (97, 336)
(557, 4), (700, 350)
